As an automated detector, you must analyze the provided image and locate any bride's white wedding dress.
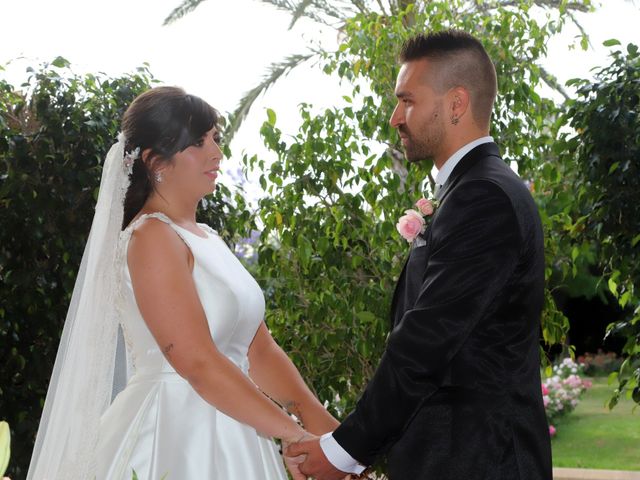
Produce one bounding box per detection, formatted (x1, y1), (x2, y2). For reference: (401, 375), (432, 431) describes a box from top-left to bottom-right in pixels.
(97, 212), (287, 480)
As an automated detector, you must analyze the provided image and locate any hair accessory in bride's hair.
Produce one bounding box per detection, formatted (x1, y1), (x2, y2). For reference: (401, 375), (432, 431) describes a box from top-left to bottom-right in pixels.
(123, 146), (140, 175)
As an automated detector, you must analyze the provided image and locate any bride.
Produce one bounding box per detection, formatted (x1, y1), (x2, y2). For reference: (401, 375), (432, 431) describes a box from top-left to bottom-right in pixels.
(27, 86), (338, 479)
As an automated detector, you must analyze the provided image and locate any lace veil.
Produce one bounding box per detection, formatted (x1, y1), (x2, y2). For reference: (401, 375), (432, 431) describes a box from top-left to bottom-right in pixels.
(27, 133), (130, 479)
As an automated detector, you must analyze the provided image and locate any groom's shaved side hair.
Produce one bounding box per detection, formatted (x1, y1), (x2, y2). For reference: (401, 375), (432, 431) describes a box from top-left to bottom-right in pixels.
(400, 30), (498, 129)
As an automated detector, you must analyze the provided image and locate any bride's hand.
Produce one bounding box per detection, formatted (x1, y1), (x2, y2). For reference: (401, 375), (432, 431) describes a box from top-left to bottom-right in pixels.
(282, 432), (314, 480)
(282, 446), (306, 480)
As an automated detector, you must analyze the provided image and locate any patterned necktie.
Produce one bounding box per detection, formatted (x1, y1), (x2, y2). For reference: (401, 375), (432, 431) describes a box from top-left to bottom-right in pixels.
(434, 183), (443, 200)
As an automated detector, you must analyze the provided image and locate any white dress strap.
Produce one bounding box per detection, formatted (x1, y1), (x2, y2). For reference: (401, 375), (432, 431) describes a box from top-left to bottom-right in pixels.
(197, 222), (218, 236)
(124, 212), (191, 246)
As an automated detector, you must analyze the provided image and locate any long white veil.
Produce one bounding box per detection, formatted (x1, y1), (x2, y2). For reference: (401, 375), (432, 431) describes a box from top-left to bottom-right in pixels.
(27, 134), (130, 479)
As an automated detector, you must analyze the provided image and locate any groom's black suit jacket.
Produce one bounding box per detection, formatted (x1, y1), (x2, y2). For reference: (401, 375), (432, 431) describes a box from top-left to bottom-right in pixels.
(333, 143), (552, 479)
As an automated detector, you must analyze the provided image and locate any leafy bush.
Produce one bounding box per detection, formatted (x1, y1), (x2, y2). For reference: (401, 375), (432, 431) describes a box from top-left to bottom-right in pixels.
(561, 42), (640, 407)
(0, 58), (156, 477)
(0, 59), (252, 477)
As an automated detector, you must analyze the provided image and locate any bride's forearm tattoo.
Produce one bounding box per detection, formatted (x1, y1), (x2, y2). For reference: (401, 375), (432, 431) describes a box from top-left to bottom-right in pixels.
(163, 343), (174, 357)
(284, 400), (303, 418)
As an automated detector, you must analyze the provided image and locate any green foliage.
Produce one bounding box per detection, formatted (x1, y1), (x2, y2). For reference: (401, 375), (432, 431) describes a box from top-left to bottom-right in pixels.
(565, 42), (640, 283)
(0, 60), (155, 477)
(0, 60), (252, 477)
(559, 42), (640, 407)
(246, 1), (584, 417)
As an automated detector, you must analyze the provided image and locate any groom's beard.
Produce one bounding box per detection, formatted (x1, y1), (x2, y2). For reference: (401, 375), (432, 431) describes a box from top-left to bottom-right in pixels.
(399, 106), (445, 163)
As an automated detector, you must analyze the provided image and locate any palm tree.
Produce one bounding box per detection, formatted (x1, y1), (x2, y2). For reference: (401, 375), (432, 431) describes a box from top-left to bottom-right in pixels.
(164, 0), (591, 141)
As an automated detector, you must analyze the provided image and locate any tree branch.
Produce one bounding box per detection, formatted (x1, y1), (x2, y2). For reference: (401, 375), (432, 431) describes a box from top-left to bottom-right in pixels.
(225, 52), (317, 143)
(539, 65), (570, 101)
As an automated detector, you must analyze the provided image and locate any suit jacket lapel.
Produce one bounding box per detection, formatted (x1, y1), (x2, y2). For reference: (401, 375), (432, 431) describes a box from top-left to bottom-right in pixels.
(389, 256), (409, 327)
(388, 142), (502, 329)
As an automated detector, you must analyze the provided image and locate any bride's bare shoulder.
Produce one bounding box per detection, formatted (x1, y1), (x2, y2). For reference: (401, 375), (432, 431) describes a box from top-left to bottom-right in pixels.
(128, 217), (191, 266)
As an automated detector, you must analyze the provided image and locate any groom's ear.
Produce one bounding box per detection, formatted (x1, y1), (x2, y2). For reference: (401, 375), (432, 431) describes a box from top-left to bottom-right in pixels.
(447, 86), (470, 121)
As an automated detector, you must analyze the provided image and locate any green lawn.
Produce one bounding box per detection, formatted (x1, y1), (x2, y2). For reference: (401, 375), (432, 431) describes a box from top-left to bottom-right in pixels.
(551, 376), (640, 470)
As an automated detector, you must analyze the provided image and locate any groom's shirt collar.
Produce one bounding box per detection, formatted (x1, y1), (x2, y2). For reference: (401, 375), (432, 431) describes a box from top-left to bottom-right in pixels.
(435, 136), (494, 188)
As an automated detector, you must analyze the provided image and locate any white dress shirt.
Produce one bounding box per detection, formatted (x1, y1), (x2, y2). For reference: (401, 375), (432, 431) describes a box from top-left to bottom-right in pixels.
(319, 135), (495, 473)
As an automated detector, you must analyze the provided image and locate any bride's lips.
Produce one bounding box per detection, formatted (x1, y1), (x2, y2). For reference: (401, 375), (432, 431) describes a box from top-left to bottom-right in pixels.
(204, 168), (219, 180)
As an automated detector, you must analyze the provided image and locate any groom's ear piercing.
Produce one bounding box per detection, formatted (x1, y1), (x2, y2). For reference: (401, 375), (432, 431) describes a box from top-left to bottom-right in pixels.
(451, 116), (459, 125)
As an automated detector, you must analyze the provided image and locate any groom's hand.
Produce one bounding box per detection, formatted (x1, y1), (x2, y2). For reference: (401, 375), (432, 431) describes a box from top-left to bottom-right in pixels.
(286, 436), (347, 480)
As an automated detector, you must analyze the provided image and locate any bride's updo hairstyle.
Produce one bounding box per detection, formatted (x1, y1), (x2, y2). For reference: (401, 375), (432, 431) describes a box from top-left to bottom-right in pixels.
(120, 86), (220, 229)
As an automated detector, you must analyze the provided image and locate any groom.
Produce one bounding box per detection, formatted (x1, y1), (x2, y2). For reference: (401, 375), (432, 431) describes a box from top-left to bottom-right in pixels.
(287, 30), (552, 479)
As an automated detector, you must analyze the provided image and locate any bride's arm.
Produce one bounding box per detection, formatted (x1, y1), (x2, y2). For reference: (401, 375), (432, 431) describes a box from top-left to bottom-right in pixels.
(127, 219), (305, 444)
(248, 323), (340, 435)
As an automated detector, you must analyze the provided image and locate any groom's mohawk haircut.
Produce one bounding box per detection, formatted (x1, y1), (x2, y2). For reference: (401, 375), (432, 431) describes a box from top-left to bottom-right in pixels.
(399, 30), (498, 129)
(399, 29), (486, 62)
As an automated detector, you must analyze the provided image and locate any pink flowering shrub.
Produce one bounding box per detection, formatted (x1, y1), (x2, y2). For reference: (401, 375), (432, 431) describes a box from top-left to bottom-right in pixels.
(542, 357), (592, 436)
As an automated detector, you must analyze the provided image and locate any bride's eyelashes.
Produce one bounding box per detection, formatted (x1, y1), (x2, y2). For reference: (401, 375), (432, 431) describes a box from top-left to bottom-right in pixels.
(192, 133), (222, 148)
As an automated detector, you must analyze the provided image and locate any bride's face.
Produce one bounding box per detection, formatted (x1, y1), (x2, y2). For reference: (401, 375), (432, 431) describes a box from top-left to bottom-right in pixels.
(159, 128), (223, 199)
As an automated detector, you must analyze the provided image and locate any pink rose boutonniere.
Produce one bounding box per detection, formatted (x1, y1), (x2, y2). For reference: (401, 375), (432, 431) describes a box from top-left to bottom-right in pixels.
(415, 198), (435, 216)
(396, 197), (438, 243)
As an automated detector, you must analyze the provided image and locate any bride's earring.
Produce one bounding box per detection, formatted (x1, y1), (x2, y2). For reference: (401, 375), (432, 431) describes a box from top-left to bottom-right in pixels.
(155, 171), (163, 183)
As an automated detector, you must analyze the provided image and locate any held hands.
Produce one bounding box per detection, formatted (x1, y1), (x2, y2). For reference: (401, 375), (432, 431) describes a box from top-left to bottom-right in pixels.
(282, 431), (313, 480)
(284, 435), (348, 480)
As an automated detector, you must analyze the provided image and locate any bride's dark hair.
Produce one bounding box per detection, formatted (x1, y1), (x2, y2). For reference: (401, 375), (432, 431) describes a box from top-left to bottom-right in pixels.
(120, 86), (220, 229)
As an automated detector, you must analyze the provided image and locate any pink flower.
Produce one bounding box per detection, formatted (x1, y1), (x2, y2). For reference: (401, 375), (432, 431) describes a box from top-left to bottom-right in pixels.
(415, 198), (435, 216)
(549, 425), (556, 437)
(543, 395), (550, 407)
(583, 379), (592, 389)
(396, 209), (425, 243)
(541, 383), (549, 396)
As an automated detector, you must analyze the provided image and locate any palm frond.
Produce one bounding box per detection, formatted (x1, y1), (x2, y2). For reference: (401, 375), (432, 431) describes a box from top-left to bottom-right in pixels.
(347, 0), (367, 14)
(163, 0), (207, 25)
(260, 0), (346, 27)
(314, 0), (353, 19)
(257, 0), (297, 13)
(289, 0), (316, 29)
(225, 52), (316, 143)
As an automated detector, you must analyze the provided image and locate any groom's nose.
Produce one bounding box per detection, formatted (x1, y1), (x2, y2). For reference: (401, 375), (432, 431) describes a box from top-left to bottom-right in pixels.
(390, 103), (404, 128)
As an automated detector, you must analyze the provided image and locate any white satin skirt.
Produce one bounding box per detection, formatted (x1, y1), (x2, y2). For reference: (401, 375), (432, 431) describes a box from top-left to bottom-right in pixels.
(97, 372), (287, 480)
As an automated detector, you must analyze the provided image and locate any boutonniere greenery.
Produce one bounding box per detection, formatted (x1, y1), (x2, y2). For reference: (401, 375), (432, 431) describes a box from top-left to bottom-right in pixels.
(396, 197), (439, 243)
